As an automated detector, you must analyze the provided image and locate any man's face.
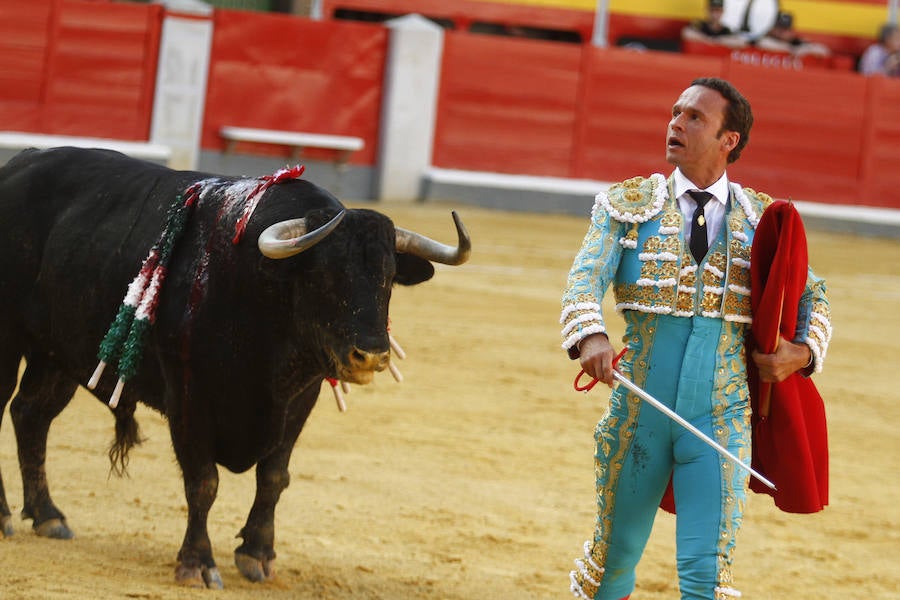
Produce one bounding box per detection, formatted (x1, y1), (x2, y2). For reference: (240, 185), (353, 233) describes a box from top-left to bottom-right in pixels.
(709, 7), (724, 24)
(666, 85), (734, 173)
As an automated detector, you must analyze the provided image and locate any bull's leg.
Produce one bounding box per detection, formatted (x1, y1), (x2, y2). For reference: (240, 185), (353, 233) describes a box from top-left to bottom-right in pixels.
(168, 415), (223, 589)
(233, 454), (290, 583)
(0, 442), (13, 537)
(0, 343), (24, 538)
(234, 386), (319, 582)
(10, 354), (78, 539)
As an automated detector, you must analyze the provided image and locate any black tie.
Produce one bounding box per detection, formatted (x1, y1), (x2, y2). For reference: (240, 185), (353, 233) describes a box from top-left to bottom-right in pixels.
(687, 190), (713, 264)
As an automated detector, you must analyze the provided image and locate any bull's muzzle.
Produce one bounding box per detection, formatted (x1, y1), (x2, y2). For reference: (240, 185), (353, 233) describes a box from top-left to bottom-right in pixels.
(340, 347), (390, 384)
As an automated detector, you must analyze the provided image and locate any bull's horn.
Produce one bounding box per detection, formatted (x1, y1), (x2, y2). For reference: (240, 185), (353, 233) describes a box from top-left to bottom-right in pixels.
(258, 210), (346, 259)
(395, 210), (471, 265)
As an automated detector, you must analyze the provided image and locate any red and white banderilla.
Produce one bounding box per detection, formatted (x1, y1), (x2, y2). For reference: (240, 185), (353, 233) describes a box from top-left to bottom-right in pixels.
(575, 346), (776, 491)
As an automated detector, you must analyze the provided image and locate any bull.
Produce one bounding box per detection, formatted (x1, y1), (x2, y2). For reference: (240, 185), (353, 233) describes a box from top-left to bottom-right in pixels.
(0, 147), (470, 587)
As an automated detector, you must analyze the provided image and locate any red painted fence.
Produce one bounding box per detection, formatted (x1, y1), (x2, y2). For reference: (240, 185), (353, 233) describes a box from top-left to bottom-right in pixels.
(1, 1), (899, 208)
(202, 10), (387, 165)
(0, 0), (162, 139)
(433, 33), (581, 177)
(434, 34), (900, 208)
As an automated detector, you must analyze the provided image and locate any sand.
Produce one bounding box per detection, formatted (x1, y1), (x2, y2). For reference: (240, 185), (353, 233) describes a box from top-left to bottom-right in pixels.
(1, 201), (898, 599)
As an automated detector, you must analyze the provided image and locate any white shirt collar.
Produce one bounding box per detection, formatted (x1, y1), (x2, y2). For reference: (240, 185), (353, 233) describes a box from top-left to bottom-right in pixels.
(672, 168), (729, 206)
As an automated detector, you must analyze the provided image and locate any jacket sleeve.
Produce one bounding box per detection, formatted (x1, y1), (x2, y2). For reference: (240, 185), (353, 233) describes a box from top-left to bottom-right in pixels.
(560, 202), (627, 359)
(793, 268), (831, 373)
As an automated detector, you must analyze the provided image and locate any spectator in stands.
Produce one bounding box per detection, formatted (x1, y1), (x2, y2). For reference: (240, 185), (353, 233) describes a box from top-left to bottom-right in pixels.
(721, 0), (780, 41)
(682, 0), (748, 49)
(756, 11), (831, 57)
(858, 23), (900, 76)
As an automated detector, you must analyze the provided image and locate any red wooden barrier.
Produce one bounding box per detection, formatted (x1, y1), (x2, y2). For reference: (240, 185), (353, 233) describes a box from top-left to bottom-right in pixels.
(432, 35), (900, 207)
(725, 62), (868, 205)
(202, 10), (387, 165)
(572, 47), (723, 180)
(1, 4), (898, 207)
(0, 0), (54, 130)
(44, 0), (162, 138)
(433, 32), (581, 177)
(0, 0), (162, 140)
(859, 76), (900, 208)
(682, 38), (853, 71)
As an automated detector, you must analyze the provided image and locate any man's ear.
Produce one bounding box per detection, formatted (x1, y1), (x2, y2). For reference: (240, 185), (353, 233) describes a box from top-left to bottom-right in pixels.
(722, 131), (740, 153)
(394, 253), (435, 286)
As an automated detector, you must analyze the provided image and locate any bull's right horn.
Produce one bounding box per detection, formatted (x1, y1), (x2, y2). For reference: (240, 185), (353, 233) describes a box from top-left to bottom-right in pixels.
(258, 210), (346, 259)
(395, 210), (471, 265)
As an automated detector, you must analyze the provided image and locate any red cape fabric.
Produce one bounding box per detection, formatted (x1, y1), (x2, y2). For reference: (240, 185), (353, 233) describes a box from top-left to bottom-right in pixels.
(746, 200), (828, 513)
(659, 201), (828, 515)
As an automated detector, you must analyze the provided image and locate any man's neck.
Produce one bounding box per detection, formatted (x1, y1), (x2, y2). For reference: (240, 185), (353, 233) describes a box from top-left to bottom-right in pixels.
(673, 168), (730, 205)
(678, 169), (726, 190)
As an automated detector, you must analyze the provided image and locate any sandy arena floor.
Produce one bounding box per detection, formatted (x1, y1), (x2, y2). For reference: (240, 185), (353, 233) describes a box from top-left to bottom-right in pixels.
(1, 201), (898, 599)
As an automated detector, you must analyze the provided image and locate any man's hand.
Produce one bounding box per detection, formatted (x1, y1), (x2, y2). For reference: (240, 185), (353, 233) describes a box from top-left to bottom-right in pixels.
(751, 337), (812, 382)
(579, 333), (617, 387)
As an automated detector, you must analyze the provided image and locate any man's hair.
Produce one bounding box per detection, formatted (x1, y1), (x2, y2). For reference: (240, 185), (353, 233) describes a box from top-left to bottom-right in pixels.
(690, 77), (753, 163)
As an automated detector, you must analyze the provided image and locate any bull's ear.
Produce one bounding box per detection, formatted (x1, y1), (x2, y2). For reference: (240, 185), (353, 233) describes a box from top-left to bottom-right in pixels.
(394, 253), (434, 286)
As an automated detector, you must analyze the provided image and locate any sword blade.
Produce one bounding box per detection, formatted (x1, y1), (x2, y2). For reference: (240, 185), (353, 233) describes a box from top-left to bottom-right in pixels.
(613, 370), (777, 491)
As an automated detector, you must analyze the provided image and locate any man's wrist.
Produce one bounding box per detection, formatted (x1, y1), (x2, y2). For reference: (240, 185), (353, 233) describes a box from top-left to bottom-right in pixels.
(577, 332), (608, 352)
(800, 344), (816, 377)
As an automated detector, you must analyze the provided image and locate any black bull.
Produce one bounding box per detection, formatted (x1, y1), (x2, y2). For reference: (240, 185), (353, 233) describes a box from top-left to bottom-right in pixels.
(0, 147), (470, 587)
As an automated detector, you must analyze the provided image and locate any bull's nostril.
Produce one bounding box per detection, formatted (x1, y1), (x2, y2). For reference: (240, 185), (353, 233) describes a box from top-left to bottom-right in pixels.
(347, 347), (392, 372)
(350, 349), (367, 365)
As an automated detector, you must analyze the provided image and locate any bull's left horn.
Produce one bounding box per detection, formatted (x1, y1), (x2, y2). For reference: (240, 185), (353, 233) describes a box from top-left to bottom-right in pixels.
(258, 210), (346, 259)
(395, 210), (471, 265)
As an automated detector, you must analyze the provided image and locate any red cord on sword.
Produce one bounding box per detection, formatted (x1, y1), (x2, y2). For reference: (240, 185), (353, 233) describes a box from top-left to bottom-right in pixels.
(574, 345), (777, 491)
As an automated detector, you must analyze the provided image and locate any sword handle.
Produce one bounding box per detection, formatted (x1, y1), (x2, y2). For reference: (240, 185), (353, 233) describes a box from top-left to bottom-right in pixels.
(611, 345), (629, 370)
(573, 346), (629, 392)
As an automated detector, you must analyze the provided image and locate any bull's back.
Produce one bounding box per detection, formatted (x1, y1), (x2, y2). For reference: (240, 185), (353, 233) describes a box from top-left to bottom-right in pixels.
(0, 146), (175, 219)
(0, 148), (192, 368)
(0, 147), (166, 288)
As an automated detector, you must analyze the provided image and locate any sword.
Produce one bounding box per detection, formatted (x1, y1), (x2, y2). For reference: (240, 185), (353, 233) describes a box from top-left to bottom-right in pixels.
(574, 347), (777, 491)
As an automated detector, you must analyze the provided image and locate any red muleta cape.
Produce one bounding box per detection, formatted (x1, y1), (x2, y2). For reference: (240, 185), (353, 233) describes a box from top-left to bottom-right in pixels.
(746, 200), (828, 513)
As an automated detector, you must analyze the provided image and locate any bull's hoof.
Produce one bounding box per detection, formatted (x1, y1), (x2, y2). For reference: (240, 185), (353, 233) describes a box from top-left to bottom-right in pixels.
(175, 564), (224, 589)
(202, 567), (223, 589)
(34, 518), (74, 539)
(1, 515), (13, 538)
(235, 551), (276, 582)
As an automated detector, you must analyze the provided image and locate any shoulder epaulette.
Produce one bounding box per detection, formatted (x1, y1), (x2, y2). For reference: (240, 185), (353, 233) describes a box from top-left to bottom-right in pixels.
(743, 187), (775, 210)
(595, 173), (668, 224)
(730, 184), (774, 229)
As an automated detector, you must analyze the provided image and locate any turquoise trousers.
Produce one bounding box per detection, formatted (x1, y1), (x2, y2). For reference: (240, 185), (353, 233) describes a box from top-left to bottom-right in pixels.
(574, 313), (751, 600)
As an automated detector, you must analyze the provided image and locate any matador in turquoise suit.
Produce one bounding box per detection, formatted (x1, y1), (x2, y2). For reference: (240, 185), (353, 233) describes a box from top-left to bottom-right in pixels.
(560, 78), (831, 600)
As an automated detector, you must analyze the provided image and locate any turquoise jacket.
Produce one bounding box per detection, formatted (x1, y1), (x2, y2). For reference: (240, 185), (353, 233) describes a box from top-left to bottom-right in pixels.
(560, 173), (831, 371)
